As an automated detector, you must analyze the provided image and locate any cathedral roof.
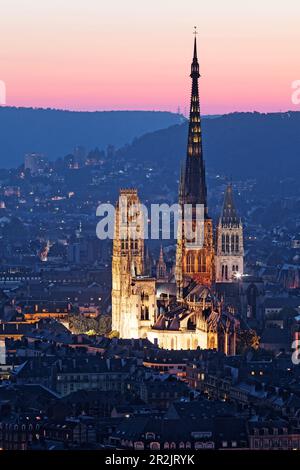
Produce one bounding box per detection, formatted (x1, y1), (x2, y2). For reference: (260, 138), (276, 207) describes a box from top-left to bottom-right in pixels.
(153, 314), (166, 330)
(168, 316), (180, 330)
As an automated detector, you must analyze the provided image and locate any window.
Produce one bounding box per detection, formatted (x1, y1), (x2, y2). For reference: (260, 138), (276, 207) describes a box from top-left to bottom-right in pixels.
(141, 306), (149, 321)
(231, 234), (235, 252)
(225, 265), (228, 280)
(197, 252), (206, 272)
(235, 235), (239, 252)
(150, 442), (160, 450)
(187, 253), (194, 273)
(221, 234), (225, 252)
(225, 234), (230, 253)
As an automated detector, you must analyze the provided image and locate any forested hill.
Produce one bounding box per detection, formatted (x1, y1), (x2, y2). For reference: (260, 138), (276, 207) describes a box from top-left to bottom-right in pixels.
(117, 111), (300, 180)
(0, 107), (183, 167)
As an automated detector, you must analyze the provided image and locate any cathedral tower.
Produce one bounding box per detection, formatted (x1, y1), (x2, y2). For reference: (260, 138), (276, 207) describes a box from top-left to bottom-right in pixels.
(176, 34), (214, 296)
(112, 189), (156, 338)
(215, 183), (244, 282)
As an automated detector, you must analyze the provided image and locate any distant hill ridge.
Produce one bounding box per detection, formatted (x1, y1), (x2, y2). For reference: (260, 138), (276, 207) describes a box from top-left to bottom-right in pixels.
(0, 108), (299, 180)
(116, 111), (300, 179)
(0, 107), (183, 167)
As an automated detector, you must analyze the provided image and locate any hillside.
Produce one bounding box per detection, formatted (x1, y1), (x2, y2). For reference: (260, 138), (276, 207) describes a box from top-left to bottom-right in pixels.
(0, 107), (183, 167)
(117, 112), (300, 181)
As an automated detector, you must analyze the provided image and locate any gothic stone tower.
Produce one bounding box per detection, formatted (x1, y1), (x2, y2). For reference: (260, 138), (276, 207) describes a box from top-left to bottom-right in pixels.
(111, 189), (156, 338)
(176, 36), (214, 297)
(215, 183), (244, 282)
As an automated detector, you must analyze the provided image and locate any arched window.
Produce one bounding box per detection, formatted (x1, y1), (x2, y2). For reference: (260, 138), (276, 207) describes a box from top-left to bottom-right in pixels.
(231, 234), (235, 252)
(197, 252), (206, 272)
(225, 234), (230, 253)
(225, 265), (228, 280)
(197, 252), (201, 272)
(164, 442), (169, 449)
(170, 442), (176, 449)
(187, 252), (195, 273)
(235, 235), (239, 252)
(221, 234), (225, 252)
(150, 442), (160, 450)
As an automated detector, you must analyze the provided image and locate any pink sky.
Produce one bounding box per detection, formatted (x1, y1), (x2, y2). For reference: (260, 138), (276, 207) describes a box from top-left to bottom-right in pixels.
(0, 0), (299, 114)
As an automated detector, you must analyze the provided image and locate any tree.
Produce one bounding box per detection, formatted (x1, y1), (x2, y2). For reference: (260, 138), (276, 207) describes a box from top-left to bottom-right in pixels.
(107, 330), (119, 339)
(237, 329), (260, 354)
(69, 313), (111, 336)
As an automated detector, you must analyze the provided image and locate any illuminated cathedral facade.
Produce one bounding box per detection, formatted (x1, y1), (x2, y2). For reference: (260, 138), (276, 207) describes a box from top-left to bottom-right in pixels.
(111, 36), (243, 354)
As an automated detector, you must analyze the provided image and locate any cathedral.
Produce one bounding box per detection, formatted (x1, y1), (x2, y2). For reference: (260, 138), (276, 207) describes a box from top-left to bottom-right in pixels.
(111, 36), (243, 354)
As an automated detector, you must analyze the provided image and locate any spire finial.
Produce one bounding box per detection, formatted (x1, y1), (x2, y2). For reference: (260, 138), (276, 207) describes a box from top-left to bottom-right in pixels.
(193, 26), (198, 59)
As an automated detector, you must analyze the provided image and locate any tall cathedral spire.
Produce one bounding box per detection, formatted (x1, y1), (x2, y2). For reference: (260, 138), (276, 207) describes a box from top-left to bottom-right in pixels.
(183, 30), (207, 214)
(176, 31), (214, 292)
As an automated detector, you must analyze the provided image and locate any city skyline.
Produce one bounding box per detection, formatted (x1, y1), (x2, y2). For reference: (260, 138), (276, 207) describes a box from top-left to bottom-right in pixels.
(1, 1), (300, 456)
(1, 0), (299, 113)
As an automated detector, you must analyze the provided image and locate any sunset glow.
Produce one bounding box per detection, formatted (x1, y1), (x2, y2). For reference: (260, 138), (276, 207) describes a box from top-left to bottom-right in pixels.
(1, 0), (299, 113)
